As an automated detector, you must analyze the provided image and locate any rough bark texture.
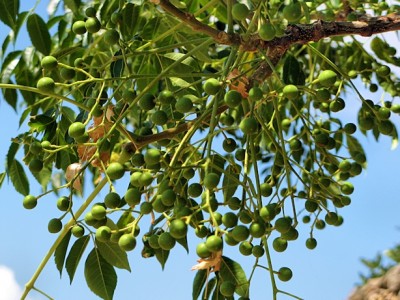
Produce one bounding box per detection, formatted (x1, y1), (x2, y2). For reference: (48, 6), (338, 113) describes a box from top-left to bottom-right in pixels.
(348, 265), (400, 300)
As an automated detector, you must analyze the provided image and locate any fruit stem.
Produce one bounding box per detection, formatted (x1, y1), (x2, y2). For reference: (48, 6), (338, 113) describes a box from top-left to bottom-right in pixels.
(261, 236), (278, 300)
(21, 177), (108, 299)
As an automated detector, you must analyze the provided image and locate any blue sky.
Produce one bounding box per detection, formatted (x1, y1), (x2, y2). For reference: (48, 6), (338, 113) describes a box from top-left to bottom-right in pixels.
(1, 2), (400, 300)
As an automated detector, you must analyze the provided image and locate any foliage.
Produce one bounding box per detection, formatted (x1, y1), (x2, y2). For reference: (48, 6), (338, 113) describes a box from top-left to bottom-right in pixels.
(1, 0), (400, 299)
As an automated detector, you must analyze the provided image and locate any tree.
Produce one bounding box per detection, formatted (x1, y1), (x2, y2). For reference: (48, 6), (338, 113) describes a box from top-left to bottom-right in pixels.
(0, 0), (399, 299)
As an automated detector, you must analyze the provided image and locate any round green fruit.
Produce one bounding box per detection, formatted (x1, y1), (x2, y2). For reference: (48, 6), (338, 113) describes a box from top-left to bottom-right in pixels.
(318, 70), (337, 87)
(188, 183), (203, 198)
(274, 217), (292, 234)
(29, 141), (42, 155)
(85, 7), (97, 17)
(106, 162), (125, 180)
(48, 218), (62, 234)
(158, 232), (176, 250)
(205, 235), (223, 252)
(57, 196), (71, 211)
(71, 224), (85, 238)
(378, 120), (394, 135)
(151, 110), (168, 126)
(68, 122), (86, 139)
(259, 23), (276, 41)
(232, 3), (249, 21)
(376, 65), (390, 77)
(103, 29), (120, 45)
(124, 188), (141, 207)
(341, 182), (354, 195)
(196, 242), (212, 258)
(260, 204), (276, 221)
(139, 93), (156, 111)
(203, 172), (220, 190)
(29, 159), (43, 173)
(144, 148), (161, 166)
(118, 234), (136, 251)
(273, 237), (288, 252)
(222, 212), (238, 228)
(305, 237), (317, 249)
(278, 267), (293, 282)
(158, 90), (174, 105)
(72, 20), (87, 35)
(222, 138), (237, 153)
(219, 281), (236, 297)
(95, 226), (112, 242)
(104, 192), (121, 209)
(252, 245), (265, 257)
(231, 225), (250, 242)
(169, 219), (188, 239)
(203, 78), (221, 95)
(91, 205), (106, 220)
(249, 222), (266, 238)
(41, 56), (58, 70)
(239, 241), (253, 256)
(283, 84), (299, 99)
(224, 90), (242, 108)
(37, 77), (55, 93)
(239, 117), (258, 135)
(85, 17), (101, 33)
(248, 86), (263, 101)
(283, 2), (302, 22)
(175, 96), (193, 113)
(23, 195), (37, 209)
(140, 202), (153, 214)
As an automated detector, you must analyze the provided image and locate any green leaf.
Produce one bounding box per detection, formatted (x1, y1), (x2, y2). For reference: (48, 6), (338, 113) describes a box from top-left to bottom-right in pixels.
(96, 240), (131, 271)
(154, 248), (169, 270)
(283, 55), (305, 85)
(176, 236), (189, 253)
(6, 142), (19, 170)
(120, 3), (140, 40)
(2, 80), (17, 110)
(211, 284), (224, 300)
(110, 50), (124, 78)
(84, 248), (117, 300)
(193, 269), (207, 300)
(54, 229), (72, 277)
(0, 172), (6, 188)
(26, 14), (51, 55)
(219, 256), (249, 297)
(32, 166), (52, 192)
(0, 0), (19, 28)
(8, 160), (29, 195)
(64, 0), (81, 14)
(202, 276), (217, 300)
(346, 134), (365, 158)
(223, 163), (241, 202)
(66, 235), (90, 283)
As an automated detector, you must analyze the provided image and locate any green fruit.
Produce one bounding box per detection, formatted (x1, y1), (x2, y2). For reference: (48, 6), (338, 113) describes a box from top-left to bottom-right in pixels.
(23, 195), (37, 209)
(378, 120), (394, 135)
(104, 192), (121, 209)
(315, 219), (326, 230)
(274, 217), (292, 234)
(118, 234), (136, 251)
(37, 77), (55, 93)
(85, 17), (101, 33)
(222, 212), (238, 228)
(252, 245), (265, 257)
(158, 90), (175, 105)
(239, 117), (258, 135)
(248, 86), (263, 101)
(29, 159), (43, 173)
(318, 70), (337, 87)
(183, 168), (195, 179)
(169, 219), (188, 239)
(250, 222), (266, 238)
(140, 202), (153, 214)
(302, 215), (311, 223)
(104, 29), (120, 45)
(29, 141), (42, 155)
(203, 78), (221, 95)
(205, 235), (223, 252)
(305, 237), (317, 249)
(325, 212), (338, 225)
(68, 122), (86, 139)
(71, 224), (85, 238)
(161, 189), (176, 206)
(139, 172), (153, 186)
(219, 281), (236, 297)
(188, 183), (203, 198)
(196, 242), (212, 258)
(125, 188), (141, 207)
(260, 204), (276, 221)
(106, 162), (125, 180)
(139, 93), (156, 111)
(283, 2), (302, 22)
(278, 267), (293, 281)
(376, 65), (390, 77)
(204, 172), (220, 190)
(260, 183), (273, 197)
(316, 88), (331, 102)
(232, 3), (249, 21)
(391, 104), (400, 113)
(339, 159), (352, 172)
(95, 226), (112, 242)
(151, 110), (168, 126)
(175, 96), (193, 113)
(41, 56), (58, 70)
(144, 148), (161, 165)
(231, 225), (250, 242)
(222, 138), (237, 153)
(57, 196), (71, 211)
(378, 107), (391, 120)
(283, 84), (299, 99)
(305, 200), (318, 213)
(259, 23), (276, 41)
(72, 20), (87, 35)
(158, 232), (176, 250)
(273, 237), (288, 252)
(224, 90), (242, 108)
(148, 235), (160, 249)
(239, 241), (253, 256)
(315, 133), (329, 147)
(330, 98), (345, 112)
(85, 7), (97, 17)
(48, 218), (62, 233)
(280, 226), (299, 241)
(91, 205), (106, 220)
(341, 182), (354, 195)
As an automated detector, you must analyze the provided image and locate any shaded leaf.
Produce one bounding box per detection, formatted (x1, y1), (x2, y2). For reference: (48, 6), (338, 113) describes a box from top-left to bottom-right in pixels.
(283, 55), (305, 85)
(193, 269), (207, 300)
(84, 248), (117, 300)
(0, 172), (5, 188)
(54, 229), (72, 277)
(0, 0), (19, 28)
(64, 0), (81, 14)
(8, 160), (29, 195)
(2, 80), (17, 110)
(110, 50), (124, 78)
(346, 134), (365, 158)
(219, 256), (249, 297)
(177, 236), (189, 253)
(154, 248), (169, 270)
(120, 3), (141, 39)
(223, 163), (241, 202)
(66, 235), (90, 283)
(27, 14), (51, 55)
(32, 166), (52, 192)
(6, 142), (19, 170)
(202, 276), (217, 300)
(96, 240), (131, 271)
